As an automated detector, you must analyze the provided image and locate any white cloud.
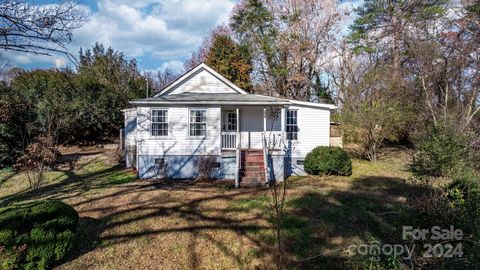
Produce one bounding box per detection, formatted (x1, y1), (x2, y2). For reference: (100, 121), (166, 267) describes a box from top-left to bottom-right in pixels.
(144, 60), (185, 75)
(3, 52), (68, 69)
(3, 0), (236, 70)
(75, 0), (235, 65)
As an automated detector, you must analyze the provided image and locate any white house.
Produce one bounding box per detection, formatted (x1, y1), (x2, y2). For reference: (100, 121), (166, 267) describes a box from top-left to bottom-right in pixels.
(123, 63), (336, 187)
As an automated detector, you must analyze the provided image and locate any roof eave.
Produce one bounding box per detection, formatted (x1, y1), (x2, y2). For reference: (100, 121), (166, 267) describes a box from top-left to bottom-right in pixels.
(129, 100), (291, 106)
(289, 100), (337, 110)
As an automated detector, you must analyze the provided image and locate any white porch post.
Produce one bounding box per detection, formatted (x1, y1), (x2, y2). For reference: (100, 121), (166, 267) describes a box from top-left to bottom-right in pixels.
(263, 107), (269, 183)
(281, 107), (286, 146)
(263, 107), (267, 132)
(236, 107), (240, 142)
(235, 107), (240, 188)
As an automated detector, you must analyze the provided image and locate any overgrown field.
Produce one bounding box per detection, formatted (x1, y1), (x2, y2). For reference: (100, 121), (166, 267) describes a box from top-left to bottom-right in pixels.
(0, 146), (450, 269)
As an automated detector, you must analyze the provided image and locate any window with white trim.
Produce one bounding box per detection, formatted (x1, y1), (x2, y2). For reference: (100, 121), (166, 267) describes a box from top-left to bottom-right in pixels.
(189, 109), (207, 137)
(286, 110), (298, 140)
(151, 109), (168, 136)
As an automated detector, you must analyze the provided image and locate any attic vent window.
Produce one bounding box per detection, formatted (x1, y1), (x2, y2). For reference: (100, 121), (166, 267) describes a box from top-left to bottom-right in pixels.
(200, 76), (206, 85)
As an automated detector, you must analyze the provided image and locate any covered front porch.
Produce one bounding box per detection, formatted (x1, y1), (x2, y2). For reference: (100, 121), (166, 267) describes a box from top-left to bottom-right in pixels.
(218, 105), (289, 188)
(220, 106), (287, 151)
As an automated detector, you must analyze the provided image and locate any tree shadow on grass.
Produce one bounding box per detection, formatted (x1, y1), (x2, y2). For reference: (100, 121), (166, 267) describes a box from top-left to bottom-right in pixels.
(0, 157), (135, 207)
(53, 176), (428, 269)
(60, 216), (105, 266)
(62, 182), (273, 269)
(0, 162), (440, 270)
(279, 176), (435, 269)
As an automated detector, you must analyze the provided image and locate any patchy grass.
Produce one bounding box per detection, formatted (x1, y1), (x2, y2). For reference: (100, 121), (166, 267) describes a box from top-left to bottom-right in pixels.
(0, 146), (431, 269)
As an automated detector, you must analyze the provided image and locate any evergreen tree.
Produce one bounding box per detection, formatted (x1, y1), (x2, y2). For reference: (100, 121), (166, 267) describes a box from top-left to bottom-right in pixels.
(348, 0), (446, 74)
(204, 34), (253, 92)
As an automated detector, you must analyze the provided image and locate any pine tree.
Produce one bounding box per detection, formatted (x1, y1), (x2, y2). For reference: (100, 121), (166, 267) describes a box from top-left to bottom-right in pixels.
(348, 0), (447, 75)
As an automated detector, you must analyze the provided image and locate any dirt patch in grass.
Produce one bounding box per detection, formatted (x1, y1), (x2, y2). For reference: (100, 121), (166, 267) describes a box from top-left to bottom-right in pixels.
(0, 146), (429, 269)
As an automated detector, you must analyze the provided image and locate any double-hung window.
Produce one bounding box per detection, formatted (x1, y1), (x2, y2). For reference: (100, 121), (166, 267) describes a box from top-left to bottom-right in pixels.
(286, 110), (298, 140)
(151, 109), (168, 136)
(189, 109), (207, 137)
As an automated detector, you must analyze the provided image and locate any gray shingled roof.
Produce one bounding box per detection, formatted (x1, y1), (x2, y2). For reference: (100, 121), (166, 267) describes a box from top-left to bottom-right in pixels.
(130, 93), (291, 105)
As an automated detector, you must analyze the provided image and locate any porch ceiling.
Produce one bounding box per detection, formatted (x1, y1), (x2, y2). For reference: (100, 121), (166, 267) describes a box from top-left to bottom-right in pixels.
(130, 93), (291, 106)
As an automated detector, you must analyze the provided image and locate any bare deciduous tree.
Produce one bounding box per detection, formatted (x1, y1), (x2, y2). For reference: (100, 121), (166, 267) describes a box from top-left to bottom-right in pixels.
(231, 0), (349, 100)
(144, 68), (180, 94)
(330, 44), (414, 161)
(0, 0), (87, 61)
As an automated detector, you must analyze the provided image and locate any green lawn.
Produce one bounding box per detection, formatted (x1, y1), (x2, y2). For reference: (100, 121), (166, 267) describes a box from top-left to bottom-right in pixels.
(0, 146), (433, 269)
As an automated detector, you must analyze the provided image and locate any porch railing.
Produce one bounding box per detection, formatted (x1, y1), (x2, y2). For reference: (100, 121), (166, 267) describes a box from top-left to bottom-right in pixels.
(264, 131), (284, 150)
(221, 132), (237, 150)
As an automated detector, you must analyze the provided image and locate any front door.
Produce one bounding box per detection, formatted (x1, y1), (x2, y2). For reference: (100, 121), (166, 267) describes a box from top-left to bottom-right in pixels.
(224, 111), (237, 132)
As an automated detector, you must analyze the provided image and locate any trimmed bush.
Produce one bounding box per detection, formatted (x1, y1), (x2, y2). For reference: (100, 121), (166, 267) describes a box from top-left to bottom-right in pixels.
(0, 200), (78, 270)
(304, 146), (352, 176)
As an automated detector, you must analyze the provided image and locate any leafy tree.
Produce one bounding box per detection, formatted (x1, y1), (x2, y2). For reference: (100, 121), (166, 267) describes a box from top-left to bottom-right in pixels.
(0, 82), (25, 166)
(230, 0), (279, 88)
(204, 33), (253, 91)
(9, 69), (78, 141)
(1, 70), (76, 166)
(186, 26), (253, 92)
(0, 43), (147, 167)
(313, 75), (333, 103)
(75, 43), (145, 140)
(411, 120), (475, 178)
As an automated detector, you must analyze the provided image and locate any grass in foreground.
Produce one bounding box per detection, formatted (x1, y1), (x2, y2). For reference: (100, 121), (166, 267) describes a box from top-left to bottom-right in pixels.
(0, 146), (425, 269)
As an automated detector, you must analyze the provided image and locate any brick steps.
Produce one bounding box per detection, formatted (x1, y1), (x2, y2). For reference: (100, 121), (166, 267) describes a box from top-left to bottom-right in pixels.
(240, 149), (265, 187)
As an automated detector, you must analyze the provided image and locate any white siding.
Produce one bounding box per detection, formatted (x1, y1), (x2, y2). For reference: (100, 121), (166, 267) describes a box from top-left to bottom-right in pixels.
(238, 106), (281, 149)
(128, 104), (330, 157)
(163, 68), (239, 95)
(288, 105), (330, 157)
(124, 109), (137, 147)
(219, 106), (282, 149)
(136, 106), (221, 156)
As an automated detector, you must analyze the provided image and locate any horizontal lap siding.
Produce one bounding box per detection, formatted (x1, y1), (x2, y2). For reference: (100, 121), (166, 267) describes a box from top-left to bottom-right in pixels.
(124, 110), (137, 147)
(238, 106), (281, 149)
(289, 105), (330, 157)
(136, 106), (221, 156)
(238, 106), (281, 131)
(166, 69), (238, 95)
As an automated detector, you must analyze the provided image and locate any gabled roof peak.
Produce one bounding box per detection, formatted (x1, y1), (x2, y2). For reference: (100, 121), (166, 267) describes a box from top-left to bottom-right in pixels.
(155, 63), (248, 97)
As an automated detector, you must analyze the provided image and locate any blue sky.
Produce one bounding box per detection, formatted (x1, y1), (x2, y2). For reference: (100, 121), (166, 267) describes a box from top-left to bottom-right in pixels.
(4, 0), (361, 74)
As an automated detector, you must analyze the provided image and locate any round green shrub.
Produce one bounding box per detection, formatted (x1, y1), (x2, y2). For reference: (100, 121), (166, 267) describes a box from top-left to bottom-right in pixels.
(0, 200), (78, 270)
(304, 146), (352, 176)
